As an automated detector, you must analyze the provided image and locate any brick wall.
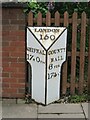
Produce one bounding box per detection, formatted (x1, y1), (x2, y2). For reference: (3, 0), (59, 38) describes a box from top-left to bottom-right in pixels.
(2, 4), (26, 98)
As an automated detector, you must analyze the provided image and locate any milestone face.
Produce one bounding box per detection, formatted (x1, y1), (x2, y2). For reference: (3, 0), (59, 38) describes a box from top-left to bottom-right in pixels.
(27, 27), (67, 105)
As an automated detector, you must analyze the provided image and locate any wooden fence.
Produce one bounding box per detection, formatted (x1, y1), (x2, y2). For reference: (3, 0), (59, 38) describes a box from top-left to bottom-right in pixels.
(27, 11), (90, 95)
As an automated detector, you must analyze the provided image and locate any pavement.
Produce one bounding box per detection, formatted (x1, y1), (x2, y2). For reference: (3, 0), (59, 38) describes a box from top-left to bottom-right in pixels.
(0, 99), (89, 120)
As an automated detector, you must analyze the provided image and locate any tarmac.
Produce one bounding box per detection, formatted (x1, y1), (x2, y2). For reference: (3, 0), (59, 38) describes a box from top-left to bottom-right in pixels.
(0, 99), (89, 120)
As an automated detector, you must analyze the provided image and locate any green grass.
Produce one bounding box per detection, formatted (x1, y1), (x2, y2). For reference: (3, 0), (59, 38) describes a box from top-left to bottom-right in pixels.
(68, 94), (90, 103)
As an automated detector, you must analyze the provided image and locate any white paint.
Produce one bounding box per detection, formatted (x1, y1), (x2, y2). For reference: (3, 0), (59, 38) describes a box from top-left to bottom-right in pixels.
(27, 27), (67, 105)
(29, 27), (65, 50)
(27, 28), (46, 104)
(47, 29), (67, 104)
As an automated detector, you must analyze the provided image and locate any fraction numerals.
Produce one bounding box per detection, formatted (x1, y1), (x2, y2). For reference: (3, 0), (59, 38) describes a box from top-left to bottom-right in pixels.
(27, 54), (44, 64)
(48, 72), (60, 80)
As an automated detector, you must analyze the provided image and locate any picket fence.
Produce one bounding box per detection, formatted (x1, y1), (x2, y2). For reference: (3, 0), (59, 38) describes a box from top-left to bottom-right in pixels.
(27, 11), (90, 95)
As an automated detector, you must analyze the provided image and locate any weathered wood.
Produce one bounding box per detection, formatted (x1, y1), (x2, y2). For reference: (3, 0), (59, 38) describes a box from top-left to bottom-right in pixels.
(28, 11), (33, 26)
(64, 11), (69, 27)
(33, 18), (89, 24)
(71, 12), (77, 94)
(55, 11), (60, 26)
(46, 11), (51, 26)
(67, 51), (88, 57)
(79, 12), (86, 94)
(37, 12), (42, 26)
(62, 11), (69, 95)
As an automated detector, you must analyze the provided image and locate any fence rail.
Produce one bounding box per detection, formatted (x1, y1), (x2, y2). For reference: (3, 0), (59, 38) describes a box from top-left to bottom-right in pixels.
(27, 11), (90, 95)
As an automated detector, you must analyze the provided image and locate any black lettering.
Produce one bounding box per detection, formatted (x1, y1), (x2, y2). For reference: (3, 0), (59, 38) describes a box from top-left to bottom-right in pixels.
(29, 55), (34, 60)
(35, 28), (38, 32)
(51, 58), (54, 63)
(35, 28), (60, 33)
(40, 34), (43, 40)
(35, 49), (39, 54)
(49, 64), (53, 70)
(44, 34), (49, 40)
(39, 29), (43, 32)
(48, 72), (57, 80)
(36, 57), (40, 62)
(50, 35), (55, 40)
(61, 56), (63, 60)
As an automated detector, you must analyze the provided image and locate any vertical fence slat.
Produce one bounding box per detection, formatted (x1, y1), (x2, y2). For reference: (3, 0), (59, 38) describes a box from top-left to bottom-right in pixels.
(79, 12), (86, 94)
(62, 11), (69, 95)
(28, 11), (33, 26)
(46, 11), (51, 26)
(71, 12), (77, 94)
(88, 19), (90, 95)
(37, 12), (42, 26)
(55, 11), (60, 26)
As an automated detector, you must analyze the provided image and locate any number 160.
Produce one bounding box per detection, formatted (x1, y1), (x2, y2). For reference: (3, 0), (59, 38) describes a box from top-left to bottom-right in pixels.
(40, 34), (55, 41)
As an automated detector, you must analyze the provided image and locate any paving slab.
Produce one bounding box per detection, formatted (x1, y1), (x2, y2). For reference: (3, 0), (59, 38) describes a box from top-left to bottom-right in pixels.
(60, 113), (85, 118)
(2, 103), (37, 118)
(38, 113), (85, 119)
(2, 99), (17, 104)
(17, 99), (26, 104)
(38, 103), (83, 114)
(38, 114), (61, 118)
(82, 103), (88, 119)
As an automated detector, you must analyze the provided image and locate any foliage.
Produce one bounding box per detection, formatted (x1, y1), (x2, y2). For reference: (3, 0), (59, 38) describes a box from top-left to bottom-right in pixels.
(24, 2), (48, 17)
(24, 2), (90, 18)
(53, 2), (90, 17)
(68, 94), (90, 103)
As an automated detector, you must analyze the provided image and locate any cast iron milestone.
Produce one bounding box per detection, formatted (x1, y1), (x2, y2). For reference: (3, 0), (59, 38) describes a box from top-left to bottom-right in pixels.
(27, 27), (67, 105)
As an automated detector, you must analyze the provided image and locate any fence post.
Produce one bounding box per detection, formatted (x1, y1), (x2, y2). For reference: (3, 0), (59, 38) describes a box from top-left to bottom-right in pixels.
(28, 11), (33, 26)
(71, 12), (77, 94)
(62, 11), (69, 95)
(55, 11), (60, 26)
(46, 11), (51, 26)
(79, 12), (86, 94)
(37, 12), (42, 26)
